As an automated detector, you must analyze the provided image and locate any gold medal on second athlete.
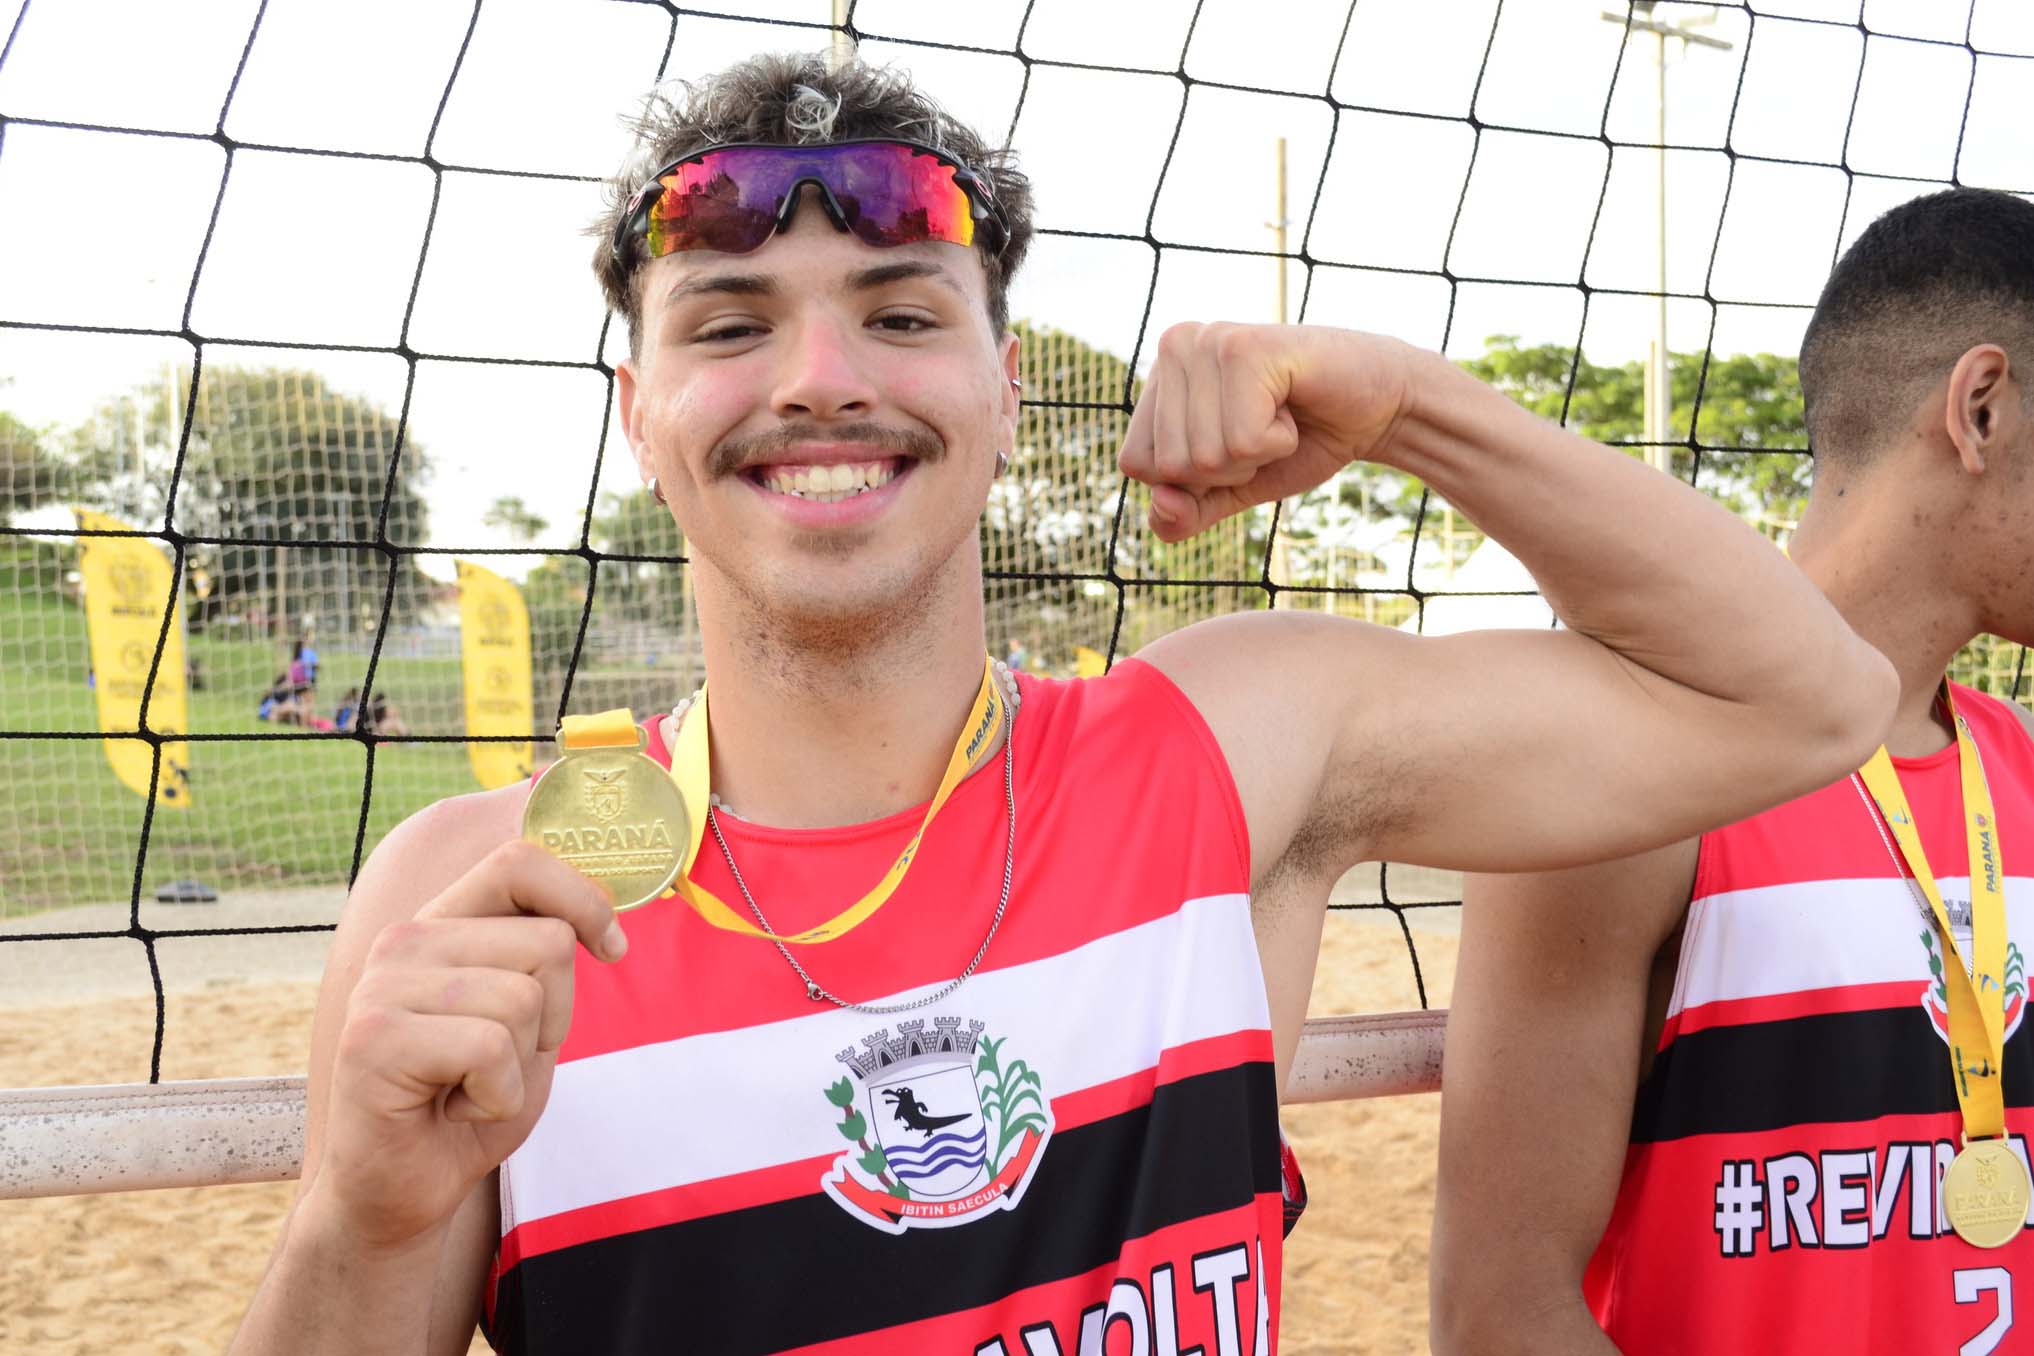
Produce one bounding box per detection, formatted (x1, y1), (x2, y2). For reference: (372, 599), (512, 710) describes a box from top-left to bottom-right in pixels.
(1943, 1137), (2034, 1250)
(522, 711), (687, 911)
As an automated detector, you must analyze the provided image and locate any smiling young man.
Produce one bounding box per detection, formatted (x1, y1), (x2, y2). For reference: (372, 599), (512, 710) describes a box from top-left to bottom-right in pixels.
(230, 54), (1893, 1356)
(1432, 189), (2034, 1356)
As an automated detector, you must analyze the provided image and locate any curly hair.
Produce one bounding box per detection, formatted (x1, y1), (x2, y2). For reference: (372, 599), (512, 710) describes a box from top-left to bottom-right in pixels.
(592, 52), (1034, 353)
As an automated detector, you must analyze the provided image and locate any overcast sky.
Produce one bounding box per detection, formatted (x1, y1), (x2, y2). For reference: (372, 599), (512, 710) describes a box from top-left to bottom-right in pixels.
(3, 0), (2031, 564)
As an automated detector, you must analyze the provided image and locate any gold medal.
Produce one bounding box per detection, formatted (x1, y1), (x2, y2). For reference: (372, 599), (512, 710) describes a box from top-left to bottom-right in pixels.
(1943, 1138), (2032, 1250)
(522, 712), (687, 912)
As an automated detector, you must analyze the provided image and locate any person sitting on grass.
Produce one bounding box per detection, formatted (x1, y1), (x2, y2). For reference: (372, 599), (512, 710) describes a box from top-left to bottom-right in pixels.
(257, 672), (306, 727)
(361, 691), (409, 739)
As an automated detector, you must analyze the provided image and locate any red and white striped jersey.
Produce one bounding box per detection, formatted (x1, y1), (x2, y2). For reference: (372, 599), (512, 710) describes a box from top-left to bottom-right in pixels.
(482, 661), (1284, 1355)
(1586, 683), (2034, 1354)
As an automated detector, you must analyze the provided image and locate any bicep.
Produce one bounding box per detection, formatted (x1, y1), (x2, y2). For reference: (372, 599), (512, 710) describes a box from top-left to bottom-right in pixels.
(1343, 625), (1831, 872)
(1141, 611), (1801, 880)
(1432, 841), (1695, 1330)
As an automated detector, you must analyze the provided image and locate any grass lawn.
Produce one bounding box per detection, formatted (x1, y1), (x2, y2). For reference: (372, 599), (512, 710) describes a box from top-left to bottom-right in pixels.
(0, 589), (480, 916)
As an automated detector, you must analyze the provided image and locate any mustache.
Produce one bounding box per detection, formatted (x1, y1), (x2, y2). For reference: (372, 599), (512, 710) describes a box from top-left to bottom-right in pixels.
(707, 421), (945, 478)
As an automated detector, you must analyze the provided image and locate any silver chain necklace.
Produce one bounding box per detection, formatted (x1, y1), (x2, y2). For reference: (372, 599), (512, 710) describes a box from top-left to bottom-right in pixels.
(677, 666), (1021, 1015)
(1849, 742), (1986, 983)
(1851, 771), (1945, 937)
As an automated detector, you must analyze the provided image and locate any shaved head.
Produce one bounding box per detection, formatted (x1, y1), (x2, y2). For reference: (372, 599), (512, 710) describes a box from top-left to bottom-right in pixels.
(1799, 188), (2034, 465)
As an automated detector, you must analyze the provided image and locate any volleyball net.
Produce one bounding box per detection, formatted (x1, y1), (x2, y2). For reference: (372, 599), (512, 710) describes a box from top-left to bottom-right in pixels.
(3, 0), (2032, 1194)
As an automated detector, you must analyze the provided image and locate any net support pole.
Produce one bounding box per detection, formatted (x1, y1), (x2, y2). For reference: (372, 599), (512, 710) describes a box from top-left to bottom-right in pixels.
(0, 1013), (1446, 1200)
(1281, 1009), (1446, 1104)
(0, 1076), (305, 1200)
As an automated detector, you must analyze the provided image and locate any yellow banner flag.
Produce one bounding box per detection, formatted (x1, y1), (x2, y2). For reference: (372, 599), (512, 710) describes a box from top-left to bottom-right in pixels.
(73, 508), (192, 808)
(457, 559), (535, 790)
(1074, 645), (1108, 679)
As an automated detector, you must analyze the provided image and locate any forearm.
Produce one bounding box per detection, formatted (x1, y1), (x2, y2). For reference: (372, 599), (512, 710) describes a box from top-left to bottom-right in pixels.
(1383, 348), (1887, 722)
(1430, 859), (1687, 1356)
(229, 1192), (449, 1356)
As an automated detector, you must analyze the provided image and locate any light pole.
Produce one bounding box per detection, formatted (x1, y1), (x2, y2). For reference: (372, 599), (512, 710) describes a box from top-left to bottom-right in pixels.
(829, 0), (854, 70)
(1268, 137), (1295, 606)
(1602, 4), (1731, 473)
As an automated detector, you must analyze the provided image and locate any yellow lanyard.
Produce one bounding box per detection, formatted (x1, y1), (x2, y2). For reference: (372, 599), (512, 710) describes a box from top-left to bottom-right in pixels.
(1856, 691), (2011, 1141)
(661, 654), (1008, 944)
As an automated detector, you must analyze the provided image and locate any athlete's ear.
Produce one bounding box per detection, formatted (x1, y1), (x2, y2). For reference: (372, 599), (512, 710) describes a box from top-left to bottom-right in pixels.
(998, 331), (1021, 455)
(616, 357), (652, 482)
(1945, 342), (2011, 477)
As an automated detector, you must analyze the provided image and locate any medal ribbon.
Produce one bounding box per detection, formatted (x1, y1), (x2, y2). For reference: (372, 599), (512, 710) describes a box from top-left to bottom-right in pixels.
(557, 709), (645, 750)
(1856, 691), (2010, 1141)
(664, 654), (1008, 944)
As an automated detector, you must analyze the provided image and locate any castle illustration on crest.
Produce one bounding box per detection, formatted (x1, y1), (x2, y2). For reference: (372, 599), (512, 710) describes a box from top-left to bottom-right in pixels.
(835, 1016), (986, 1080)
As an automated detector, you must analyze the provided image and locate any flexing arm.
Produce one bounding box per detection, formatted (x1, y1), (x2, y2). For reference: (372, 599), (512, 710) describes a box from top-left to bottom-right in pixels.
(1429, 842), (1698, 1356)
(229, 791), (625, 1356)
(1125, 324), (1894, 881)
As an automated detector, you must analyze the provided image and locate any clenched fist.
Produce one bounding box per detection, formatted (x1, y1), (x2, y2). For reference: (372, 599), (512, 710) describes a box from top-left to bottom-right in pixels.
(1118, 323), (1414, 541)
(306, 839), (625, 1250)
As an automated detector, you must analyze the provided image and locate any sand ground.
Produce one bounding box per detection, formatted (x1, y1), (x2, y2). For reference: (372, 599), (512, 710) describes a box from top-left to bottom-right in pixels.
(0, 869), (1460, 1355)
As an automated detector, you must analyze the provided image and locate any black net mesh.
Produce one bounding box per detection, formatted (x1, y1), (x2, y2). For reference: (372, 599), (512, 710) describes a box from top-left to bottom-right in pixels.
(2, 0), (2031, 1079)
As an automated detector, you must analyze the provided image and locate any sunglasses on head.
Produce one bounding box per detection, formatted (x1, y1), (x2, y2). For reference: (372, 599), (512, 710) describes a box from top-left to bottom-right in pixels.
(611, 138), (1010, 266)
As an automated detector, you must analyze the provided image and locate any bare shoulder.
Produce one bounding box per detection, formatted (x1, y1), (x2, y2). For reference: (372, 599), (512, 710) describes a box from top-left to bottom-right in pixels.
(1135, 608), (1378, 703)
(340, 782), (527, 936)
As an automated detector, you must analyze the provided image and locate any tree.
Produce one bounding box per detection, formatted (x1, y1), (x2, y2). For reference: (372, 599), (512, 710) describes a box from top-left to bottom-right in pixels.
(68, 366), (435, 632)
(589, 486), (687, 631)
(591, 487), (682, 566)
(992, 322), (1135, 574)
(0, 409), (77, 595)
(1458, 336), (1811, 534)
(523, 554), (591, 676)
(986, 323), (1271, 661)
(1, 410), (68, 520)
(484, 495), (548, 544)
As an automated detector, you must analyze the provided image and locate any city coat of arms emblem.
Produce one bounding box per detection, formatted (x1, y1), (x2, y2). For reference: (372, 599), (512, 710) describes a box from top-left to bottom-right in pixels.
(820, 1016), (1052, 1235)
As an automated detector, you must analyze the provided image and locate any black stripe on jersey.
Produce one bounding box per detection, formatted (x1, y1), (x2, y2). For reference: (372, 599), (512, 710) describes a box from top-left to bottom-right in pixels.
(490, 1059), (1280, 1356)
(1633, 1006), (2034, 1143)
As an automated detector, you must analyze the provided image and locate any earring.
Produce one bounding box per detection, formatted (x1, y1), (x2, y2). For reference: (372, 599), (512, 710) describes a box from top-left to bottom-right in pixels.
(649, 477), (666, 505)
(994, 450), (1009, 478)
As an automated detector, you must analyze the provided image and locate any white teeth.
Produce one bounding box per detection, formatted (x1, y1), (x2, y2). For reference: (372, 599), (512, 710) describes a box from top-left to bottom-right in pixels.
(759, 460), (900, 501)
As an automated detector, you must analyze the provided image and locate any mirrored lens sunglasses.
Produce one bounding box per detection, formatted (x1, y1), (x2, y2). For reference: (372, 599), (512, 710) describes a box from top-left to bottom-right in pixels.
(611, 139), (1010, 265)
